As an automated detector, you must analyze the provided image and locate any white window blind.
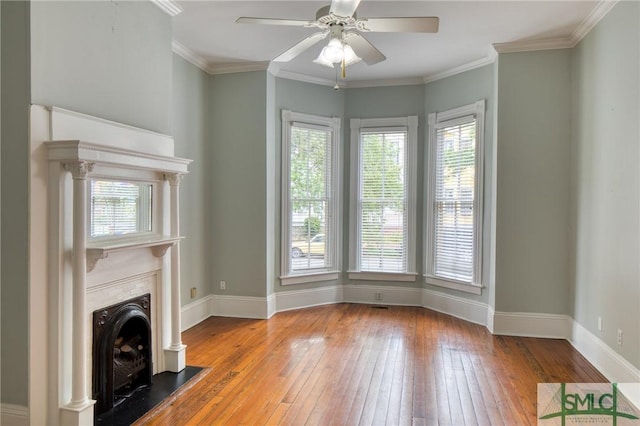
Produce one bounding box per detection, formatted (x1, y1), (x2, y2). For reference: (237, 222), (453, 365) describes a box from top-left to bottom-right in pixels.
(426, 99), (484, 292)
(281, 110), (341, 285)
(349, 116), (418, 280)
(358, 129), (407, 273)
(433, 120), (476, 282)
(289, 124), (333, 273)
(90, 180), (152, 238)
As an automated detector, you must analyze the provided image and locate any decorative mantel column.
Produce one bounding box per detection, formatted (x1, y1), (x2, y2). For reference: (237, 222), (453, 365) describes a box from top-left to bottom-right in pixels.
(60, 161), (96, 425)
(164, 172), (186, 372)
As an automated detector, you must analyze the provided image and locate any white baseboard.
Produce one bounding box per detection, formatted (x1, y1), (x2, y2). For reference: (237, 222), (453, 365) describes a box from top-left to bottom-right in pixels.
(492, 311), (571, 338)
(275, 285), (343, 313)
(486, 305), (495, 333)
(344, 284), (423, 306)
(422, 289), (488, 326)
(210, 294), (271, 319)
(569, 319), (640, 384)
(1, 404), (29, 426)
(181, 294), (214, 331)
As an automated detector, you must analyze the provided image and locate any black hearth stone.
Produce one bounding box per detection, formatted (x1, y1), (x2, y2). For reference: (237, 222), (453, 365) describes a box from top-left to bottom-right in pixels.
(95, 366), (203, 426)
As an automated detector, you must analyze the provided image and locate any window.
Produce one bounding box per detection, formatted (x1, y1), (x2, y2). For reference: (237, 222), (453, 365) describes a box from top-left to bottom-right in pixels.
(281, 110), (341, 285)
(426, 100), (485, 294)
(349, 116), (418, 281)
(90, 180), (153, 239)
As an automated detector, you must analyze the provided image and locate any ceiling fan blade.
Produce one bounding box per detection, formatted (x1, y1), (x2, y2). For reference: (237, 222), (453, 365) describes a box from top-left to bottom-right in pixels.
(236, 17), (313, 27)
(358, 17), (439, 33)
(344, 33), (385, 65)
(330, 0), (361, 17)
(273, 32), (328, 62)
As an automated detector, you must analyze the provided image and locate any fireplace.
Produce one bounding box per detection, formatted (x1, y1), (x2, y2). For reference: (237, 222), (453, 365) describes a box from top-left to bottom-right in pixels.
(92, 294), (153, 415)
(29, 105), (192, 425)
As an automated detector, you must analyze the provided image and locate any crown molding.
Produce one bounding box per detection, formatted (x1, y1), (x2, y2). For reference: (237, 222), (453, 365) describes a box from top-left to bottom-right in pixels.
(150, 0), (182, 17)
(493, 37), (574, 54)
(570, 0), (619, 46)
(493, 0), (618, 54)
(172, 41), (270, 75)
(268, 66), (336, 87)
(346, 76), (426, 89)
(172, 41), (210, 72)
(423, 49), (497, 84)
(209, 61), (270, 75)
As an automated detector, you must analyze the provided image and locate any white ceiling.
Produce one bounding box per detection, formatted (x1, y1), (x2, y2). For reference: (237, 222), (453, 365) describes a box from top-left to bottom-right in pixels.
(171, 1), (602, 85)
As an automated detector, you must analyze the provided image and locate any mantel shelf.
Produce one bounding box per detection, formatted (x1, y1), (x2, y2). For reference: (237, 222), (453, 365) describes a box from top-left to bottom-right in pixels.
(86, 235), (183, 272)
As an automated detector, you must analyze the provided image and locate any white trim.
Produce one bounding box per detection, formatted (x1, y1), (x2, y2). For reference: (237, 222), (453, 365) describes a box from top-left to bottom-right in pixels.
(172, 41), (210, 73)
(346, 76), (426, 89)
(275, 286), (343, 312)
(486, 305), (495, 333)
(181, 294), (215, 331)
(348, 271), (417, 282)
(492, 311), (571, 339)
(570, 0), (619, 46)
(150, 0), (182, 16)
(569, 319), (640, 384)
(494, 0), (619, 54)
(280, 110), (342, 283)
(269, 66), (336, 87)
(425, 276), (483, 295)
(211, 294), (272, 319)
(1, 404), (29, 426)
(280, 271), (340, 286)
(425, 100), (485, 288)
(423, 49), (497, 84)
(493, 37), (573, 54)
(344, 284), (423, 306)
(209, 61), (270, 75)
(421, 289), (488, 326)
(349, 116), (418, 276)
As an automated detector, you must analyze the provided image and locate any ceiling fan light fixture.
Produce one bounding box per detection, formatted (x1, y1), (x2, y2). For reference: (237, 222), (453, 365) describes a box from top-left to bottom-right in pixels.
(321, 37), (344, 63)
(342, 44), (361, 66)
(313, 52), (335, 68)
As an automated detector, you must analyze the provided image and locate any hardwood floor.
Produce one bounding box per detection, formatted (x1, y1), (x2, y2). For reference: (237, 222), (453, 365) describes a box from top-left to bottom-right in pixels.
(136, 303), (606, 425)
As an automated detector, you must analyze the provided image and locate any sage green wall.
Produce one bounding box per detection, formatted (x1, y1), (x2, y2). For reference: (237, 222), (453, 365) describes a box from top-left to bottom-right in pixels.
(571, 1), (639, 369)
(1, 0), (30, 408)
(273, 77), (345, 292)
(343, 85), (426, 291)
(495, 50), (572, 314)
(209, 71), (269, 297)
(30, 1), (172, 134)
(172, 54), (211, 305)
(424, 64), (495, 305)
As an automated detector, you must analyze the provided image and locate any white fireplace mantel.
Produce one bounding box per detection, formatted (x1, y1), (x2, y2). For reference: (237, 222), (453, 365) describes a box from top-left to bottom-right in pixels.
(29, 106), (192, 426)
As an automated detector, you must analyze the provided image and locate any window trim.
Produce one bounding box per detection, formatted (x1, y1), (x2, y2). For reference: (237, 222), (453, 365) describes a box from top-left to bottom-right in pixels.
(87, 177), (160, 243)
(280, 110), (342, 285)
(349, 116), (418, 281)
(425, 100), (485, 293)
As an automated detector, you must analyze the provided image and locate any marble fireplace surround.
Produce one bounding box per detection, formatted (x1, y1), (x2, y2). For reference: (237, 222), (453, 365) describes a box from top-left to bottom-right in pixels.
(29, 106), (192, 425)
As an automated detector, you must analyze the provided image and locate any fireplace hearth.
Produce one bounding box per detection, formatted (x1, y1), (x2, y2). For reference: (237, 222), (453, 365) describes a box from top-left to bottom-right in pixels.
(93, 294), (153, 415)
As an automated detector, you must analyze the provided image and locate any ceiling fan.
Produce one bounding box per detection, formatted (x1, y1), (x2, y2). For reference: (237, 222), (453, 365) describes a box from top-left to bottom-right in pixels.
(237, 0), (439, 77)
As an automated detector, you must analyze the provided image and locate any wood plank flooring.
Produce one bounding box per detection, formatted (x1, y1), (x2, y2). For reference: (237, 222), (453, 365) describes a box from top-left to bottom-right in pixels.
(136, 303), (607, 425)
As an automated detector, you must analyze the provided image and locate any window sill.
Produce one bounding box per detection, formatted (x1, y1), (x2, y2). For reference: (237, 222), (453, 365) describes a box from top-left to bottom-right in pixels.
(424, 275), (483, 295)
(348, 271), (418, 282)
(280, 271), (340, 286)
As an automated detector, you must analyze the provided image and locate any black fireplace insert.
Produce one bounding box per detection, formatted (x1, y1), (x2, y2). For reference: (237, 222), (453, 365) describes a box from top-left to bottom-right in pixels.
(92, 294), (153, 415)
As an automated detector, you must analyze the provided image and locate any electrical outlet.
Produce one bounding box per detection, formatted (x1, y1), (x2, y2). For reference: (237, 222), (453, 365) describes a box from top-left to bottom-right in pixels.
(220, 280), (226, 290)
(597, 316), (602, 331)
(617, 329), (623, 346)
(190, 287), (197, 299)
(375, 292), (383, 301)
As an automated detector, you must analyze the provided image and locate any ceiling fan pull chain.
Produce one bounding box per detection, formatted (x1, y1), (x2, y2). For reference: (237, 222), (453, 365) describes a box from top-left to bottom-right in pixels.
(342, 57), (346, 78)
